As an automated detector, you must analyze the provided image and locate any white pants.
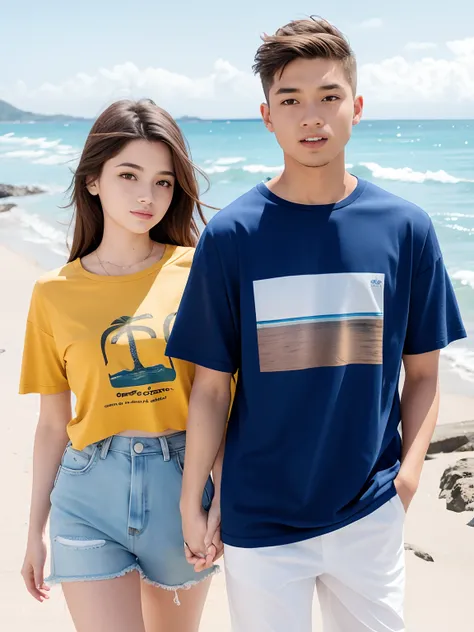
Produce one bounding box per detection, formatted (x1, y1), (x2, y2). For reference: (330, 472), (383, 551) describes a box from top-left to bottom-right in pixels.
(224, 496), (405, 632)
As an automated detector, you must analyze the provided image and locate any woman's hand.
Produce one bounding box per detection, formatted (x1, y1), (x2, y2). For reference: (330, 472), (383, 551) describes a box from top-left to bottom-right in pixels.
(21, 533), (50, 602)
(192, 499), (223, 573)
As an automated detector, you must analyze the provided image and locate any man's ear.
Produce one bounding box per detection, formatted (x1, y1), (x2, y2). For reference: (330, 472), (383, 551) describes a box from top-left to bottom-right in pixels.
(352, 95), (364, 126)
(260, 102), (274, 133)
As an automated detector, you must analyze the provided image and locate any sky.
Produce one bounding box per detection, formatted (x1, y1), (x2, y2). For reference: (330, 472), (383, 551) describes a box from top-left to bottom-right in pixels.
(2, 0), (474, 119)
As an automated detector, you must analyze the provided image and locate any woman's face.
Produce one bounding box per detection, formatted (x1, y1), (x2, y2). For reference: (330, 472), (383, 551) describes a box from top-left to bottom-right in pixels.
(87, 139), (176, 234)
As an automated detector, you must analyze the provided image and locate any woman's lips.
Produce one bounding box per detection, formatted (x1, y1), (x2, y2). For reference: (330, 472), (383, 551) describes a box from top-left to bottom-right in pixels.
(130, 210), (153, 219)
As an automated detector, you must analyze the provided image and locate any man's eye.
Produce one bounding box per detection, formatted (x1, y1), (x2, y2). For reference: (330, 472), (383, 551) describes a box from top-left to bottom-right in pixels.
(282, 99), (298, 106)
(323, 96), (340, 102)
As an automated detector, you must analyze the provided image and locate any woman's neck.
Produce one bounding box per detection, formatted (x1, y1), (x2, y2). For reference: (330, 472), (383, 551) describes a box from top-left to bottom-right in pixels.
(80, 219), (167, 277)
(96, 223), (156, 268)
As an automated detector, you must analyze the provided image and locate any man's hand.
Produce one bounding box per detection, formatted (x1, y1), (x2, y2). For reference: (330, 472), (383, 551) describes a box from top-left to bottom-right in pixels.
(204, 500), (224, 567)
(394, 472), (418, 512)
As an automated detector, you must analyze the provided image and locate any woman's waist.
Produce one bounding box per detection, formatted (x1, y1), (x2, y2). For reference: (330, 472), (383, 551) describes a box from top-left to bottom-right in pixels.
(67, 411), (188, 450)
(93, 430), (187, 456)
(117, 428), (179, 438)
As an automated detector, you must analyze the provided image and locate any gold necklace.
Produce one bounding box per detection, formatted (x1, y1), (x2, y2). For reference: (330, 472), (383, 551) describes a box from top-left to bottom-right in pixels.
(95, 242), (155, 276)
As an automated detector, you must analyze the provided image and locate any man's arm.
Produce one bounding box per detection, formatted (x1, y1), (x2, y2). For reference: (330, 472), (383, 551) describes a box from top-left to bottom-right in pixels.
(396, 349), (440, 510)
(180, 365), (232, 565)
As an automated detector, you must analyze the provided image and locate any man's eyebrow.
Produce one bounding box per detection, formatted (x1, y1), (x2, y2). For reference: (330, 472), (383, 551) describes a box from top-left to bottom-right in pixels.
(320, 83), (344, 91)
(275, 83), (344, 95)
(275, 87), (302, 95)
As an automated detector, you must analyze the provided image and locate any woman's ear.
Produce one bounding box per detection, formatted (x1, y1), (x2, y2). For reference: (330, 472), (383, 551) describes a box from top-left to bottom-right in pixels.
(86, 178), (99, 196)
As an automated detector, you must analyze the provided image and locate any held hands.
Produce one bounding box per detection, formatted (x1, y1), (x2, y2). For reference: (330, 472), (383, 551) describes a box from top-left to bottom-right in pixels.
(182, 499), (223, 573)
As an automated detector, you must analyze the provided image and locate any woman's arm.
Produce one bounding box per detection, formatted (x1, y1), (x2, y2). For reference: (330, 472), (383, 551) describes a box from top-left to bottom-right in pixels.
(21, 391), (71, 601)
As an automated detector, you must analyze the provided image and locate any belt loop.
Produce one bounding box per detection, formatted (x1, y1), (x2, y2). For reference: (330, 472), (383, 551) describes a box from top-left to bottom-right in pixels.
(100, 436), (113, 460)
(159, 436), (171, 462)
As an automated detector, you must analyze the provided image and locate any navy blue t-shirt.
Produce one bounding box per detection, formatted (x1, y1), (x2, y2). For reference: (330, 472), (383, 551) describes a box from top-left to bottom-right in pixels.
(166, 178), (466, 548)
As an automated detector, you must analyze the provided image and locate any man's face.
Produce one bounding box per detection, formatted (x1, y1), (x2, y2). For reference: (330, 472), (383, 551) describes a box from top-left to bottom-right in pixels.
(261, 57), (363, 168)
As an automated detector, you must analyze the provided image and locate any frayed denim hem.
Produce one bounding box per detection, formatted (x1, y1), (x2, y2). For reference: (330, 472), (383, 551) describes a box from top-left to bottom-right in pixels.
(44, 562), (141, 587)
(140, 564), (221, 605)
(45, 563), (221, 606)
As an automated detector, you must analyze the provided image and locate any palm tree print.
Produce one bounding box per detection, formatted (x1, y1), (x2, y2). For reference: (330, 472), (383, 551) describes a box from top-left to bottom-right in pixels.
(101, 314), (155, 369)
(101, 313), (177, 388)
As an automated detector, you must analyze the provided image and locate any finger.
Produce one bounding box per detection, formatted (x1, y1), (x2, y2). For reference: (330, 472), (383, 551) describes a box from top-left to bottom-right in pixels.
(23, 568), (44, 602)
(204, 516), (220, 549)
(184, 541), (205, 557)
(184, 548), (202, 564)
(184, 543), (205, 566)
(194, 557), (208, 573)
(33, 565), (44, 591)
(33, 573), (49, 600)
(205, 553), (215, 569)
(203, 543), (217, 569)
(212, 528), (222, 551)
(37, 583), (50, 599)
(210, 529), (223, 561)
(213, 544), (224, 561)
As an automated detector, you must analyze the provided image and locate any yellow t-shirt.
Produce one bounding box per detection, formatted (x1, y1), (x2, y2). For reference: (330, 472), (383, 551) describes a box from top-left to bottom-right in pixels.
(20, 245), (196, 449)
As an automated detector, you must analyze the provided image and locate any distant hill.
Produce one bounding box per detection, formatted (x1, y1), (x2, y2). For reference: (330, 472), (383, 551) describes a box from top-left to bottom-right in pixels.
(0, 99), (259, 124)
(0, 100), (88, 123)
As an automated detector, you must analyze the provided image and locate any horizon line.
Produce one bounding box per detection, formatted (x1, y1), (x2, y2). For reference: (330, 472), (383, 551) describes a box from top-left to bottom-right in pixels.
(2, 116), (474, 123)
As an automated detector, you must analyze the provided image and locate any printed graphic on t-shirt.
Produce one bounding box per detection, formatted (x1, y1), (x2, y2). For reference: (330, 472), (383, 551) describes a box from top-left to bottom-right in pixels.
(253, 273), (384, 372)
(101, 313), (177, 387)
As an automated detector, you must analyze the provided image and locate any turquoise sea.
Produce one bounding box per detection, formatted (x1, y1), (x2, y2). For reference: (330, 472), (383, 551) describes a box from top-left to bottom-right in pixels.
(0, 118), (473, 383)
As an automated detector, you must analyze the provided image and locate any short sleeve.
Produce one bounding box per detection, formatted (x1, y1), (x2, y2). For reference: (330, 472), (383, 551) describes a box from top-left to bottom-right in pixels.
(166, 226), (240, 373)
(19, 282), (69, 394)
(403, 222), (466, 355)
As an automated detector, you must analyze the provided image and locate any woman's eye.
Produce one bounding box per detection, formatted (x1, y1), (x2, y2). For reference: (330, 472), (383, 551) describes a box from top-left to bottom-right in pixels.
(120, 173), (136, 180)
(157, 180), (172, 187)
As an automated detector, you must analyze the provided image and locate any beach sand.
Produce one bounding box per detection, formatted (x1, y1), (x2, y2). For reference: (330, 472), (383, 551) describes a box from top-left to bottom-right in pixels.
(1, 245), (473, 631)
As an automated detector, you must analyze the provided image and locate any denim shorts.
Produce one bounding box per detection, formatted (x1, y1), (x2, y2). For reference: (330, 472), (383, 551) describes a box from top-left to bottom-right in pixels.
(47, 432), (219, 603)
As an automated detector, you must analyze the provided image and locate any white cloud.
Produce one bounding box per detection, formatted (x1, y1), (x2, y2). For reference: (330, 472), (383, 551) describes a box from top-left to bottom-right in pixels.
(3, 60), (262, 119)
(359, 37), (474, 108)
(405, 42), (437, 51)
(3, 36), (474, 119)
(446, 37), (474, 57)
(358, 18), (383, 29)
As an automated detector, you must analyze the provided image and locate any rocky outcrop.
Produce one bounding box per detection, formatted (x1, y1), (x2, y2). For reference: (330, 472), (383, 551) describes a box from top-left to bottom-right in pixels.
(0, 184), (45, 199)
(0, 203), (16, 213)
(404, 543), (435, 562)
(428, 420), (474, 454)
(439, 458), (474, 512)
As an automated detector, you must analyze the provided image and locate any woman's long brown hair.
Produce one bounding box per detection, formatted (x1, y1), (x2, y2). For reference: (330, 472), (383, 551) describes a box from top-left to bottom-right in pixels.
(67, 99), (209, 262)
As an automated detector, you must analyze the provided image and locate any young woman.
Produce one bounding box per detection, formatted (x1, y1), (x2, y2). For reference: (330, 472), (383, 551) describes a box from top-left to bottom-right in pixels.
(19, 99), (223, 632)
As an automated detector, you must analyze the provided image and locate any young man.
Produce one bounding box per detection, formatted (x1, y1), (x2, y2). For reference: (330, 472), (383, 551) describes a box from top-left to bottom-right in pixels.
(166, 17), (466, 632)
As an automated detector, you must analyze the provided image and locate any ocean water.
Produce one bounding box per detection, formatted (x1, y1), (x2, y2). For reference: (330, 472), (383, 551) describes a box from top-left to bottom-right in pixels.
(0, 118), (473, 383)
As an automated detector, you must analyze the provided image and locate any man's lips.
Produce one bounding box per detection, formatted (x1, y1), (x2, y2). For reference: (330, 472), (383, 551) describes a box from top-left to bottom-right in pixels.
(299, 135), (328, 148)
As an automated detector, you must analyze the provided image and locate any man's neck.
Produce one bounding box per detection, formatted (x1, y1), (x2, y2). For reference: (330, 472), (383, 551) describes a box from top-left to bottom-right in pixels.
(267, 153), (357, 206)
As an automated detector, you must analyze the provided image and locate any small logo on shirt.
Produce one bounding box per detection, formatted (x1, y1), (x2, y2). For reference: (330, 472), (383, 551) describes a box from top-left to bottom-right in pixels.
(371, 279), (383, 288)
